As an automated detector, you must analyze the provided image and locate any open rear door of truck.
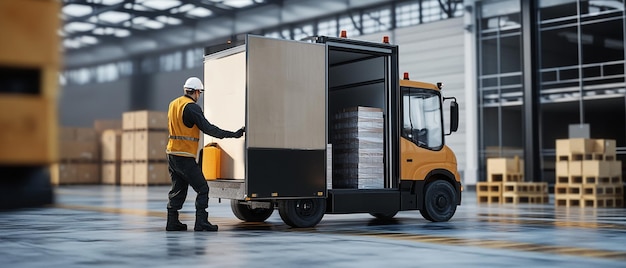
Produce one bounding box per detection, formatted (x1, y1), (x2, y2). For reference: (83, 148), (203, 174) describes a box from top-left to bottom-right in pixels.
(245, 35), (326, 199)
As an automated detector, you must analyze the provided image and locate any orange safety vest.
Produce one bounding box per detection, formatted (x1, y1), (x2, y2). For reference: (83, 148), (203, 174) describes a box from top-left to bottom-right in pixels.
(166, 96), (200, 158)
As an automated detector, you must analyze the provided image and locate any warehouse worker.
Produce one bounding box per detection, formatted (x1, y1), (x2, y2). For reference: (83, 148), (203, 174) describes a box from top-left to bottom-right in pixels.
(166, 76), (245, 232)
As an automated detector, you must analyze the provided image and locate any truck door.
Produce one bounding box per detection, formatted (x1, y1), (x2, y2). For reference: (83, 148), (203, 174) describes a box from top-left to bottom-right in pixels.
(246, 35), (327, 199)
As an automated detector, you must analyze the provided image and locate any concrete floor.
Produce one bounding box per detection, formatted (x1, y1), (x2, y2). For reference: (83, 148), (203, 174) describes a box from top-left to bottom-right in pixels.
(1, 186), (625, 267)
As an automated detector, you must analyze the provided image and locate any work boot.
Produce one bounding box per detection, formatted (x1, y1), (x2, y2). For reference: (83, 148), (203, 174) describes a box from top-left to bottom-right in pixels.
(194, 210), (218, 231)
(166, 210), (187, 231)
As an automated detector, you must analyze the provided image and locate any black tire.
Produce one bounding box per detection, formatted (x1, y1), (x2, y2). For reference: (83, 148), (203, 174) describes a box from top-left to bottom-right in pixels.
(230, 200), (274, 222)
(278, 199), (326, 228)
(369, 210), (398, 220)
(421, 180), (457, 222)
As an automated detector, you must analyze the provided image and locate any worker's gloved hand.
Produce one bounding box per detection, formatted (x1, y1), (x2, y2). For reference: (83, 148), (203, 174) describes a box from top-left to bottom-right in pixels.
(234, 126), (245, 138)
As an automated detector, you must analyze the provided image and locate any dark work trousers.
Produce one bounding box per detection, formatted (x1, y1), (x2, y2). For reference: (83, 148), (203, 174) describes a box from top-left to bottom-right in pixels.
(166, 154), (209, 211)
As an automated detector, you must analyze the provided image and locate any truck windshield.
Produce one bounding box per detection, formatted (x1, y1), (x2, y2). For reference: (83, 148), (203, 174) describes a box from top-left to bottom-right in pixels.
(402, 87), (443, 150)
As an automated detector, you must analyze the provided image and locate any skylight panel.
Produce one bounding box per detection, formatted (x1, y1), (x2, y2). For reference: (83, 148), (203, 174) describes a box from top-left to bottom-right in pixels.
(187, 7), (213, 17)
(99, 11), (132, 24)
(63, 4), (93, 17)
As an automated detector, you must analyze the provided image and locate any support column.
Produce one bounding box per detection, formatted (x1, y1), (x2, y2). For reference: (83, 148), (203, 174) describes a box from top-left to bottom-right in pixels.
(130, 57), (153, 110)
(521, 0), (541, 182)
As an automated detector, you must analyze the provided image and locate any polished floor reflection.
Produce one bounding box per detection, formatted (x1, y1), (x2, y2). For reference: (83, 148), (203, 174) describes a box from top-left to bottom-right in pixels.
(1, 186), (625, 267)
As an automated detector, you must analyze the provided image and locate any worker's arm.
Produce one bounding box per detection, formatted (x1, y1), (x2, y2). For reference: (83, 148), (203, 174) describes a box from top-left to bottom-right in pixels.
(182, 103), (244, 139)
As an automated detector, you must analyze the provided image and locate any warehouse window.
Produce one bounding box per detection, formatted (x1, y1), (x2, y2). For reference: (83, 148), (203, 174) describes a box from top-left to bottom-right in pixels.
(293, 24), (314, 41)
(318, 19), (338, 37)
(396, 2), (420, 27)
(422, 0), (444, 23)
(362, 7), (391, 34)
(117, 61), (133, 76)
(339, 13), (361, 35)
(186, 48), (203, 69)
(160, 51), (182, 72)
(96, 63), (118, 83)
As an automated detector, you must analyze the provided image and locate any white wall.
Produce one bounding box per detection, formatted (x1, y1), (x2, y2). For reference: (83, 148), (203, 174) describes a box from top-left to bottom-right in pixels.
(359, 17), (472, 185)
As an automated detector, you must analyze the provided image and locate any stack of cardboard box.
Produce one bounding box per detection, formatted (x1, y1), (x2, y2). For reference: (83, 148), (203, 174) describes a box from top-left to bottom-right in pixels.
(554, 138), (623, 208)
(52, 127), (100, 185)
(121, 110), (170, 186)
(477, 157), (548, 204)
(100, 129), (122, 184)
(332, 106), (384, 189)
(94, 119), (122, 185)
(0, 0), (60, 208)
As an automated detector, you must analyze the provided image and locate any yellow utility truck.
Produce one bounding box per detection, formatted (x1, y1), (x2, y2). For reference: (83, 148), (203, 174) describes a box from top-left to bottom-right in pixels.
(202, 34), (461, 227)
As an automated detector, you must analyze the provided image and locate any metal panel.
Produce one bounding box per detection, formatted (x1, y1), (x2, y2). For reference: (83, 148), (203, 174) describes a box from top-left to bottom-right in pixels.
(208, 180), (246, 200)
(326, 189), (400, 214)
(247, 148), (325, 198)
(246, 35), (326, 150)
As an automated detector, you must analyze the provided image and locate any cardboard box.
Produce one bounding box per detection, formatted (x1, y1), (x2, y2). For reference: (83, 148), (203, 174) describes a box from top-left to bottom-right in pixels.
(555, 139), (569, 158)
(50, 163), (78, 185)
(568, 138), (594, 154)
(594, 139), (616, 156)
(51, 163), (98, 185)
(122, 111), (135, 131)
(0, 95), (54, 164)
(569, 161), (582, 176)
(556, 161), (569, 177)
(101, 129), (122, 162)
(120, 162), (134, 185)
(76, 163), (99, 184)
(121, 132), (135, 161)
(582, 160), (610, 178)
(59, 127), (76, 141)
(101, 162), (121, 185)
(610, 160), (622, 177)
(59, 141), (99, 161)
(59, 127), (97, 142)
(133, 130), (168, 161)
(74, 127), (97, 142)
(487, 157), (522, 175)
(0, 0), (60, 67)
(134, 110), (168, 130)
(134, 162), (169, 185)
(94, 119), (122, 133)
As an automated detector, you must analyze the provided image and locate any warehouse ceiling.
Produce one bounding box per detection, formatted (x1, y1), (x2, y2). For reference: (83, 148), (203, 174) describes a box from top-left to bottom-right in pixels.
(61, 0), (393, 68)
(61, 0), (273, 50)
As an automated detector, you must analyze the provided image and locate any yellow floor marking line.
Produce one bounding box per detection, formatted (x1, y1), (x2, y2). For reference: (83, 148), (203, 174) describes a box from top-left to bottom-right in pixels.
(53, 204), (167, 218)
(51, 204), (239, 224)
(302, 230), (626, 261)
(478, 217), (626, 230)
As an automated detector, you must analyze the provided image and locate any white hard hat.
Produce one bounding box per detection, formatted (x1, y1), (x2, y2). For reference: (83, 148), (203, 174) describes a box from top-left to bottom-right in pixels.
(183, 77), (204, 90)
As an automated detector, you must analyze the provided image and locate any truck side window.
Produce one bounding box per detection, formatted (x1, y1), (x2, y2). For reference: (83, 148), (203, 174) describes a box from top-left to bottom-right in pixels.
(402, 88), (443, 150)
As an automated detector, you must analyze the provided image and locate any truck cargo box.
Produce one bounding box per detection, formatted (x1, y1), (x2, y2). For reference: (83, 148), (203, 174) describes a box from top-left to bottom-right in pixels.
(204, 34), (399, 200)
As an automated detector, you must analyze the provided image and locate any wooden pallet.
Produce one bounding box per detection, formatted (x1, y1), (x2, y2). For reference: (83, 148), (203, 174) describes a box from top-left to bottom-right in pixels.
(581, 196), (624, 208)
(554, 184), (583, 198)
(502, 193), (549, 204)
(488, 173), (523, 183)
(476, 182), (503, 204)
(582, 184), (623, 196)
(502, 182), (547, 194)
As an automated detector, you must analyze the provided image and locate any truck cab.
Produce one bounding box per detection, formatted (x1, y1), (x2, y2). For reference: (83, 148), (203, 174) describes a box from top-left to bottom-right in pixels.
(203, 34), (461, 228)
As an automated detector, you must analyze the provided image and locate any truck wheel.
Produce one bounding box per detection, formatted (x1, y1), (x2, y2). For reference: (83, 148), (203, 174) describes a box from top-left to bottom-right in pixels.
(421, 180), (457, 222)
(230, 200), (274, 222)
(278, 198), (325, 228)
(369, 211), (398, 220)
